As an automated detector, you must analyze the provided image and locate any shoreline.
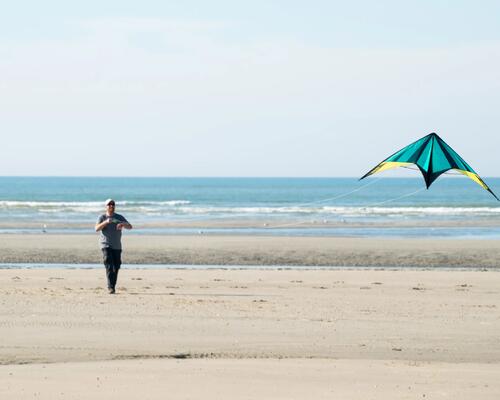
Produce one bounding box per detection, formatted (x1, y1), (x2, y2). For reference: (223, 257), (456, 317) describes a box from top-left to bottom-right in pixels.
(1, 217), (500, 229)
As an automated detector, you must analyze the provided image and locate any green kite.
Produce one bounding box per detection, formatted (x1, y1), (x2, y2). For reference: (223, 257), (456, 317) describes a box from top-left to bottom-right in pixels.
(360, 132), (499, 200)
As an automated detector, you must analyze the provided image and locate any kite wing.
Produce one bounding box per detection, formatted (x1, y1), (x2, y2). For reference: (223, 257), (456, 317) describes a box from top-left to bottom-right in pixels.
(360, 132), (499, 201)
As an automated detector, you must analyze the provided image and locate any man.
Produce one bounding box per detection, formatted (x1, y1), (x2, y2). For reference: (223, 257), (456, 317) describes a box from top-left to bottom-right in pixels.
(95, 199), (132, 294)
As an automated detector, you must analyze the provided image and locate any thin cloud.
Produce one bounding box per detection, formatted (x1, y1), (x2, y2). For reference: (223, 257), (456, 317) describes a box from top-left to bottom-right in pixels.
(0, 17), (499, 175)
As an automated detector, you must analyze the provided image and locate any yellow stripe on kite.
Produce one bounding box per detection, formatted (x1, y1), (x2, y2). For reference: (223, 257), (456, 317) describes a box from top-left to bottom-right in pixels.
(454, 169), (489, 190)
(368, 161), (414, 176)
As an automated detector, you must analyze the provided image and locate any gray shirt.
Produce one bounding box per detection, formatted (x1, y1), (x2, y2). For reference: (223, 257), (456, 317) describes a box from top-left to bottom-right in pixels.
(97, 213), (129, 250)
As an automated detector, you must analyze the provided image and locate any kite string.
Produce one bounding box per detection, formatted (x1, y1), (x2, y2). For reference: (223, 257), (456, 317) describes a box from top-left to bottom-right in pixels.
(268, 177), (380, 220)
(259, 177), (382, 229)
(264, 184), (426, 229)
(367, 186), (425, 207)
(152, 176), (385, 226)
(278, 176), (384, 208)
(139, 177), (424, 228)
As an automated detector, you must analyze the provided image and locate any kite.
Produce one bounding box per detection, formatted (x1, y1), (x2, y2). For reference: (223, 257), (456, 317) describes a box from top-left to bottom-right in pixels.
(360, 132), (499, 200)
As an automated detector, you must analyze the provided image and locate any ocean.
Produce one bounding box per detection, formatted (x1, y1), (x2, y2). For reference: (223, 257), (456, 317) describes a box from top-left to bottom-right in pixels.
(0, 176), (499, 238)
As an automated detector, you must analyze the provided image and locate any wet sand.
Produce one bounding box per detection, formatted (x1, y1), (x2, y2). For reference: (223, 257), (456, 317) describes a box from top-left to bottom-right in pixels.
(1, 233), (500, 267)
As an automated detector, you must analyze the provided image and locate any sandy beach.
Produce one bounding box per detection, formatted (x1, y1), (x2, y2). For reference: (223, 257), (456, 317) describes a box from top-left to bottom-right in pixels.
(0, 234), (500, 399)
(3, 0), (499, 396)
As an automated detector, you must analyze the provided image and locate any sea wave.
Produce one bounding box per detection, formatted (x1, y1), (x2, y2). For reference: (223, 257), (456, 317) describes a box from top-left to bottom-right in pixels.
(321, 206), (500, 216)
(167, 205), (500, 216)
(0, 200), (191, 210)
(0, 201), (499, 218)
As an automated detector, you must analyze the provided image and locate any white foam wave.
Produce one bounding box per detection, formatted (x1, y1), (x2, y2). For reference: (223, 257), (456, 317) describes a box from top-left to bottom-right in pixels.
(0, 201), (499, 218)
(120, 200), (191, 206)
(174, 206), (500, 216)
(324, 207), (500, 216)
(0, 200), (191, 209)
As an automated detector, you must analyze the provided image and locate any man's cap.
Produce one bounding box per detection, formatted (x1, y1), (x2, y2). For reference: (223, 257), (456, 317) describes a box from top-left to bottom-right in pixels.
(105, 198), (115, 206)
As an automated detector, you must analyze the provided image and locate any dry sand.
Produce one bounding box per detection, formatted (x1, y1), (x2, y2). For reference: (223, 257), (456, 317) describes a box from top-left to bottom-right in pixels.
(1, 264), (500, 399)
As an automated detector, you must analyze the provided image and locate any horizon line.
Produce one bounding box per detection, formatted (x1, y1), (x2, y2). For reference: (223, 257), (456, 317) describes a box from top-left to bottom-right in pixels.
(0, 175), (499, 179)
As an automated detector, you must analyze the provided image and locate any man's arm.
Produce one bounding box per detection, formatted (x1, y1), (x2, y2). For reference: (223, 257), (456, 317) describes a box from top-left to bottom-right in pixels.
(95, 218), (111, 232)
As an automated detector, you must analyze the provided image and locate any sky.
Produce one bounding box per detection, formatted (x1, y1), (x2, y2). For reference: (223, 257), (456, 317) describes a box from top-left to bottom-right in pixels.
(1, 0), (500, 177)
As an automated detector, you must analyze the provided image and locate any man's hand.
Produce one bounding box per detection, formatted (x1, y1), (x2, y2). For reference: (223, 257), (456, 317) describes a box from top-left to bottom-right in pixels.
(116, 222), (132, 231)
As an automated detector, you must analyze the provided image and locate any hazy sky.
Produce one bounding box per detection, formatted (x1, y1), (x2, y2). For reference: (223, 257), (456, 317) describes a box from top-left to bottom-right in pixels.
(1, 1), (500, 177)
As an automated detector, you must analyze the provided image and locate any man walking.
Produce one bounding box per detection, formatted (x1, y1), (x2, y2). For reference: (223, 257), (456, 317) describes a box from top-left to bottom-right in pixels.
(95, 199), (132, 294)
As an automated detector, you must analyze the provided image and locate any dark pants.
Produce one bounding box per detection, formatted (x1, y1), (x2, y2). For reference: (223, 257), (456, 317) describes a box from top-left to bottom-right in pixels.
(102, 248), (122, 289)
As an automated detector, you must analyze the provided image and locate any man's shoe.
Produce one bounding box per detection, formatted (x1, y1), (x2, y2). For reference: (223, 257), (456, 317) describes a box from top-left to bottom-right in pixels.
(108, 288), (115, 294)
